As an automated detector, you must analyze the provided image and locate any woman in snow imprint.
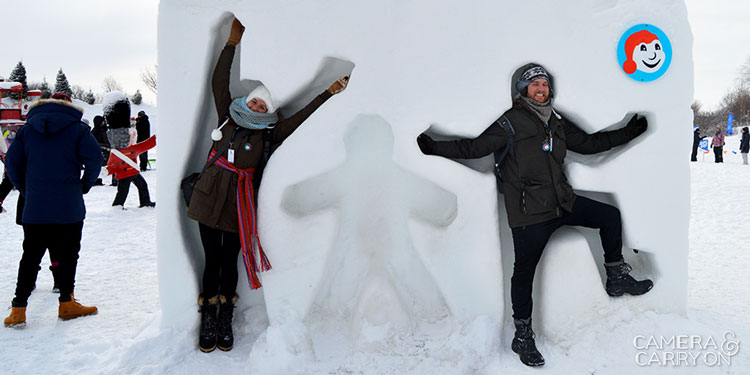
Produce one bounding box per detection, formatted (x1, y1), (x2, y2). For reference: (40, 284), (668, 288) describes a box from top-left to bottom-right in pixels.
(185, 17), (349, 353)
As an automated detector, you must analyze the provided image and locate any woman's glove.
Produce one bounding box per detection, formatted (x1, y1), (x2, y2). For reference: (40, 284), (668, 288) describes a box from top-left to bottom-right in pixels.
(227, 18), (245, 46)
(416, 133), (436, 154)
(327, 76), (350, 95)
(626, 114), (648, 140)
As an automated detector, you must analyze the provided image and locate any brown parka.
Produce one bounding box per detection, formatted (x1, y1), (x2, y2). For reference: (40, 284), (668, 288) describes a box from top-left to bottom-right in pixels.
(186, 44), (332, 232)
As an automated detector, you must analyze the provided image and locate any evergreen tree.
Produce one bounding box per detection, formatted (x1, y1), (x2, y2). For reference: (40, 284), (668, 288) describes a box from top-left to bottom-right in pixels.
(85, 90), (96, 105)
(131, 90), (143, 105)
(8, 61), (28, 100)
(54, 68), (73, 96)
(39, 78), (52, 99)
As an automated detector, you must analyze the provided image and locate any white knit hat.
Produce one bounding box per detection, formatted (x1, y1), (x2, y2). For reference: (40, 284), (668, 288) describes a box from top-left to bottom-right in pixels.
(246, 84), (276, 113)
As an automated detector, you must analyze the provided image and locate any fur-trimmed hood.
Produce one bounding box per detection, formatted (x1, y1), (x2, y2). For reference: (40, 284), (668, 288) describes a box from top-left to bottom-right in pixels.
(25, 99), (85, 136)
(27, 98), (84, 114)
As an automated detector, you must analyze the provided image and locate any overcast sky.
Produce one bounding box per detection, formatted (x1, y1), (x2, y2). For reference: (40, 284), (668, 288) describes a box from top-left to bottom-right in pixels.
(0, 1), (747, 110)
(685, 0), (750, 111)
(0, 0), (158, 104)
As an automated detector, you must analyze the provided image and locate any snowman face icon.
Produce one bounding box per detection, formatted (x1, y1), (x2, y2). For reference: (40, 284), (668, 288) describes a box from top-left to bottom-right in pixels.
(618, 24), (672, 82)
(632, 39), (665, 73)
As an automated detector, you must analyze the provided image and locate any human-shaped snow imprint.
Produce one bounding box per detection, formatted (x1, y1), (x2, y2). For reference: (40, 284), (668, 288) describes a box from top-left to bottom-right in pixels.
(281, 115), (457, 335)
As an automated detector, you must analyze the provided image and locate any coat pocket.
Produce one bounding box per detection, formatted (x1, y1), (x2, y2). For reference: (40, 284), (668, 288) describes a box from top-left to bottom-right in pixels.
(193, 166), (219, 196)
(520, 181), (555, 215)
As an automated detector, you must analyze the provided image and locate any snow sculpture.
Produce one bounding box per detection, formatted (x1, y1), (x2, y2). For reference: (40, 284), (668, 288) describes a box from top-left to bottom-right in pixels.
(157, 0), (692, 363)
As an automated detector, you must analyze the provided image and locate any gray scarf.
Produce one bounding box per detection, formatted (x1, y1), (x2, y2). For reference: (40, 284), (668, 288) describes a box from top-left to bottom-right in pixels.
(519, 96), (553, 123)
(229, 98), (279, 130)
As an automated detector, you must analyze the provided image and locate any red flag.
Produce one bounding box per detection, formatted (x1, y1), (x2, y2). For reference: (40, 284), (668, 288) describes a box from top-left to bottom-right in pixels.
(106, 135), (156, 179)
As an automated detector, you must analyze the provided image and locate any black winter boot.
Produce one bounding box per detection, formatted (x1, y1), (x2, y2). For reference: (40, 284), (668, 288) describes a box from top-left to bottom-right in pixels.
(217, 294), (238, 351)
(511, 318), (545, 367)
(604, 260), (653, 297)
(198, 295), (219, 353)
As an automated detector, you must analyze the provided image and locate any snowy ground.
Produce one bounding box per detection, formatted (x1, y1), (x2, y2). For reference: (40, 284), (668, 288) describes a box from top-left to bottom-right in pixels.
(1, 137), (748, 374)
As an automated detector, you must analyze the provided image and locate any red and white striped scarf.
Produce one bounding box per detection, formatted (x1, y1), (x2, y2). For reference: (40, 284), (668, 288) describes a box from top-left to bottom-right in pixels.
(209, 149), (272, 289)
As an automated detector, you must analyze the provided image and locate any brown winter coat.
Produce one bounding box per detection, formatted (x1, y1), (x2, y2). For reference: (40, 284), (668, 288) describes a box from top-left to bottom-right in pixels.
(186, 44), (332, 232)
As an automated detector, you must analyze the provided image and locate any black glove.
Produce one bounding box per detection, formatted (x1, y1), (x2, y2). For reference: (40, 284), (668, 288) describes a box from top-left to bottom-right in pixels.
(81, 180), (91, 194)
(626, 114), (648, 140)
(417, 133), (435, 154)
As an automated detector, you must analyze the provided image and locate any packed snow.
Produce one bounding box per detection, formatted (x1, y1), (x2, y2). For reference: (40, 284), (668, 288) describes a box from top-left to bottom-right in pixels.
(1, 132), (748, 374)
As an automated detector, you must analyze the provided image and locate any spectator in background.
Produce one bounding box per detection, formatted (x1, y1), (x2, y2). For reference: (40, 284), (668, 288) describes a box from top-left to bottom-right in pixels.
(1, 129), (15, 212)
(3, 93), (101, 327)
(691, 126), (705, 162)
(91, 115), (112, 186)
(135, 111), (151, 171)
(0, 169), (13, 213)
(105, 95), (155, 208)
(740, 127), (749, 165)
(92, 115), (111, 164)
(711, 126), (725, 163)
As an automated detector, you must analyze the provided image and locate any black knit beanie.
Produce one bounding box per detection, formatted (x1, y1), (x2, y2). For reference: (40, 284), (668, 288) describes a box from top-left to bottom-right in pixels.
(104, 98), (131, 129)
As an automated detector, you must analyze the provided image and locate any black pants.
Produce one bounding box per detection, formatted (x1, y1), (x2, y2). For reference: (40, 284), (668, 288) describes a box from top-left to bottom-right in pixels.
(510, 195), (624, 320)
(713, 146), (723, 163)
(12, 222), (83, 307)
(691, 146), (698, 162)
(199, 223), (241, 298)
(112, 174), (151, 206)
(0, 171), (14, 202)
(139, 151), (149, 171)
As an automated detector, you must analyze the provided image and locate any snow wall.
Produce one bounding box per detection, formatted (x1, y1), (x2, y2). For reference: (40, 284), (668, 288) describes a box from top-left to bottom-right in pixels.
(157, 0), (691, 362)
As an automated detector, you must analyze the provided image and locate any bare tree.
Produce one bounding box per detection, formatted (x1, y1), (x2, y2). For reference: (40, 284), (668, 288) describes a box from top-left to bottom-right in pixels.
(140, 65), (157, 94)
(739, 55), (750, 90)
(691, 101), (702, 115)
(101, 76), (124, 93)
(71, 85), (87, 101)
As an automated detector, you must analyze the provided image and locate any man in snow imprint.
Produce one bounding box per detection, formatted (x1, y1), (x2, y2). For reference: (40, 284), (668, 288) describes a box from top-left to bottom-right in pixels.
(186, 17), (350, 353)
(622, 30), (665, 74)
(4, 93), (102, 327)
(416, 63), (654, 367)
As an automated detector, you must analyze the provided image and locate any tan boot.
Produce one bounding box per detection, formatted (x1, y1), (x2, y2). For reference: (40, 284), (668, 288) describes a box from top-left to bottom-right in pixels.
(4, 307), (26, 327)
(59, 296), (98, 321)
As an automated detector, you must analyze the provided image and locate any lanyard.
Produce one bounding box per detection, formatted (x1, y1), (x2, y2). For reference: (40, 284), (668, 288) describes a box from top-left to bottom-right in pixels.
(542, 123), (553, 152)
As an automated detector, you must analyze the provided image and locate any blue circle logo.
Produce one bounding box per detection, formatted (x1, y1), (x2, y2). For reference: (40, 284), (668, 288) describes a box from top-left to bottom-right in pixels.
(617, 24), (672, 82)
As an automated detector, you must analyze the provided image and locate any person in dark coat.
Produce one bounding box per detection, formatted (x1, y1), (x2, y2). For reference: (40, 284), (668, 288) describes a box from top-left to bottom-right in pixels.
(1, 134), (16, 212)
(740, 126), (749, 165)
(92, 115), (117, 186)
(0, 168), (13, 213)
(3, 93), (102, 326)
(691, 126), (705, 162)
(187, 17), (349, 353)
(92, 115), (111, 163)
(105, 95), (155, 208)
(135, 110), (151, 171)
(417, 63), (653, 367)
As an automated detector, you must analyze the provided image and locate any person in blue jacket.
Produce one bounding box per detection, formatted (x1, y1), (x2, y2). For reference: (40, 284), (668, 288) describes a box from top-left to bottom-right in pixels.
(3, 93), (102, 326)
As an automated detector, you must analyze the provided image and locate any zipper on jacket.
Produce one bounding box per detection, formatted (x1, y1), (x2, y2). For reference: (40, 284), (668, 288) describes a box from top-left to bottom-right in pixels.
(542, 122), (562, 215)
